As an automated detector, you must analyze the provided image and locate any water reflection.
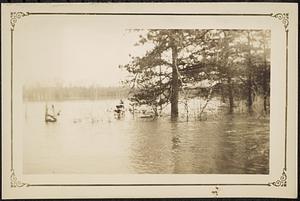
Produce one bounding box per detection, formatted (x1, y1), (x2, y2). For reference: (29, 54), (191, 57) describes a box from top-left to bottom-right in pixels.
(23, 100), (269, 174)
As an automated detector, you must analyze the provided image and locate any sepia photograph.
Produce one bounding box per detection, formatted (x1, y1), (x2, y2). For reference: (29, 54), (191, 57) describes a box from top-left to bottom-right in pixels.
(1, 3), (297, 199)
(22, 27), (270, 175)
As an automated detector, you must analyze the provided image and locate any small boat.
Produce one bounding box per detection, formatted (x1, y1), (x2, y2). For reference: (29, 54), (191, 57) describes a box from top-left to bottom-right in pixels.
(45, 104), (60, 123)
(45, 115), (57, 123)
(139, 108), (156, 119)
(140, 114), (154, 119)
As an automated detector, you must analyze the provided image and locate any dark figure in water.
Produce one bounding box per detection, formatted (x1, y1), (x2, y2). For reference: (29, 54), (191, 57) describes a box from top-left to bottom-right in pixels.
(114, 100), (125, 119)
(45, 104), (60, 123)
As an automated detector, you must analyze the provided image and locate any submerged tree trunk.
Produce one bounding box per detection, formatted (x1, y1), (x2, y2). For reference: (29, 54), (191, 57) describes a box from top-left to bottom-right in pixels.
(221, 84), (226, 103)
(262, 32), (268, 113)
(262, 67), (268, 113)
(159, 65), (163, 113)
(247, 75), (253, 114)
(246, 31), (253, 114)
(171, 43), (179, 120)
(228, 77), (234, 114)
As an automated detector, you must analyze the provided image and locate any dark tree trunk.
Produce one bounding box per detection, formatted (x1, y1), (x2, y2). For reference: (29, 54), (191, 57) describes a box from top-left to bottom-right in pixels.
(159, 65), (163, 113)
(171, 44), (179, 120)
(228, 77), (234, 114)
(262, 32), (268, 113)
(262, 67), (268, 113)
(247, 76), (253, 114)
(221, 83), (226, 103)
(246, 31), (253, 114)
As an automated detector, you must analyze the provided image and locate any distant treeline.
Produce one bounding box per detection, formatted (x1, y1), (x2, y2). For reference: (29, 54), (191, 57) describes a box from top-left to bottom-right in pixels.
(23, 86), (130, 101)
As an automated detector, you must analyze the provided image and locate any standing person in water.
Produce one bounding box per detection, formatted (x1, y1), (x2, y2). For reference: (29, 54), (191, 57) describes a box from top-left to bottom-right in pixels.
(51, 105), (55, 117)
(45, 104), (49, 121)
(114, 99), (125, 119)
(119, 99), (125, 110)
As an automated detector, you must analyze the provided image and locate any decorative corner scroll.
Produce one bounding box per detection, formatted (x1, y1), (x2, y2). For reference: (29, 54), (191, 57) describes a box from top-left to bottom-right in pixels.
(271, 13), (289, 31)
(268, 169), (287, 187)
(10, 12), (29, 31)
(10, 169), (29, 188)
(211, 186), (220, 197)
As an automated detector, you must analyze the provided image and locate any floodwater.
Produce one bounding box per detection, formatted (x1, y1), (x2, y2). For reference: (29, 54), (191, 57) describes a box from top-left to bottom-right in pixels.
(23, 99), (269, 174)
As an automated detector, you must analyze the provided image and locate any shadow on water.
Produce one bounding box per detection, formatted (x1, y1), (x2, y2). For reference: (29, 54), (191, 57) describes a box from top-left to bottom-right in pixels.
(213, 114), (269, 174)
(127, 113), (269, 174)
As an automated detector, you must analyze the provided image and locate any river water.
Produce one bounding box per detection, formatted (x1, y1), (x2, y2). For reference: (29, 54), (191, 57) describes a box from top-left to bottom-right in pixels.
(23, 99), (269, 174)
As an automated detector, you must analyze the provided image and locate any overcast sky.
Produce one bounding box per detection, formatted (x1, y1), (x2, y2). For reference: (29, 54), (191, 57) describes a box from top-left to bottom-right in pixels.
(16, 16), (149, 87)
